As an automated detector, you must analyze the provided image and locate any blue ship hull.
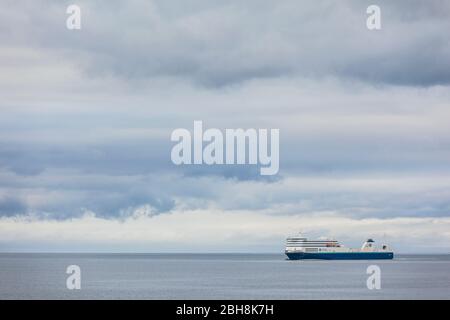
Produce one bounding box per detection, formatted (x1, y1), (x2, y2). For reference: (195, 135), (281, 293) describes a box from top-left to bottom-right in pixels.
(286, 252), (394, 260)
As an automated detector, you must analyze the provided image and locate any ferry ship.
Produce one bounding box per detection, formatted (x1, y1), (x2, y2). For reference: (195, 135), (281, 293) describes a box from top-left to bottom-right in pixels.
(285, 234), (394, 260)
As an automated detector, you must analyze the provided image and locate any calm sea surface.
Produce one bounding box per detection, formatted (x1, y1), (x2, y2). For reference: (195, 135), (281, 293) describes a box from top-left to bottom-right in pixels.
(0, 253), (449, 299)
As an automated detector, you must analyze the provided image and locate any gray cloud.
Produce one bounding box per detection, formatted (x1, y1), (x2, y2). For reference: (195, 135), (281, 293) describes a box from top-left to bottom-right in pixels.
(1, 164), (450, 220)
(0, 196), (27, 216)
(1, 75), (450, 219)
(1, 0), (450, 87)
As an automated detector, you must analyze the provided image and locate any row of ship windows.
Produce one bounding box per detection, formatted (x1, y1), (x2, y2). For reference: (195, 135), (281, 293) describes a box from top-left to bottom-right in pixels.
(286, 241), (338, 243)
(286, 242), (339, 244)
(289, 248), (335, 252)
(286, 242), (340, 244)
(286, 245), (340, 248)
(286, 239), (337, 241)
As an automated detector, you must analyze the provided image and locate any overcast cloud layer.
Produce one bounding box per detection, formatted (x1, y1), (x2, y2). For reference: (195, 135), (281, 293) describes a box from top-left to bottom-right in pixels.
(1, 0), (450, 252)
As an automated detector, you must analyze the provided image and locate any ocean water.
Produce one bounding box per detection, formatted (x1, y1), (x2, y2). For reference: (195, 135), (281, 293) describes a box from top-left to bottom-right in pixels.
(0, 253), (449, 299)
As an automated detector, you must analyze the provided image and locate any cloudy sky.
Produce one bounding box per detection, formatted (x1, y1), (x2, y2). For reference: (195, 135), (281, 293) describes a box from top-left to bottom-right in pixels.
(0, 0), (449, 252)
